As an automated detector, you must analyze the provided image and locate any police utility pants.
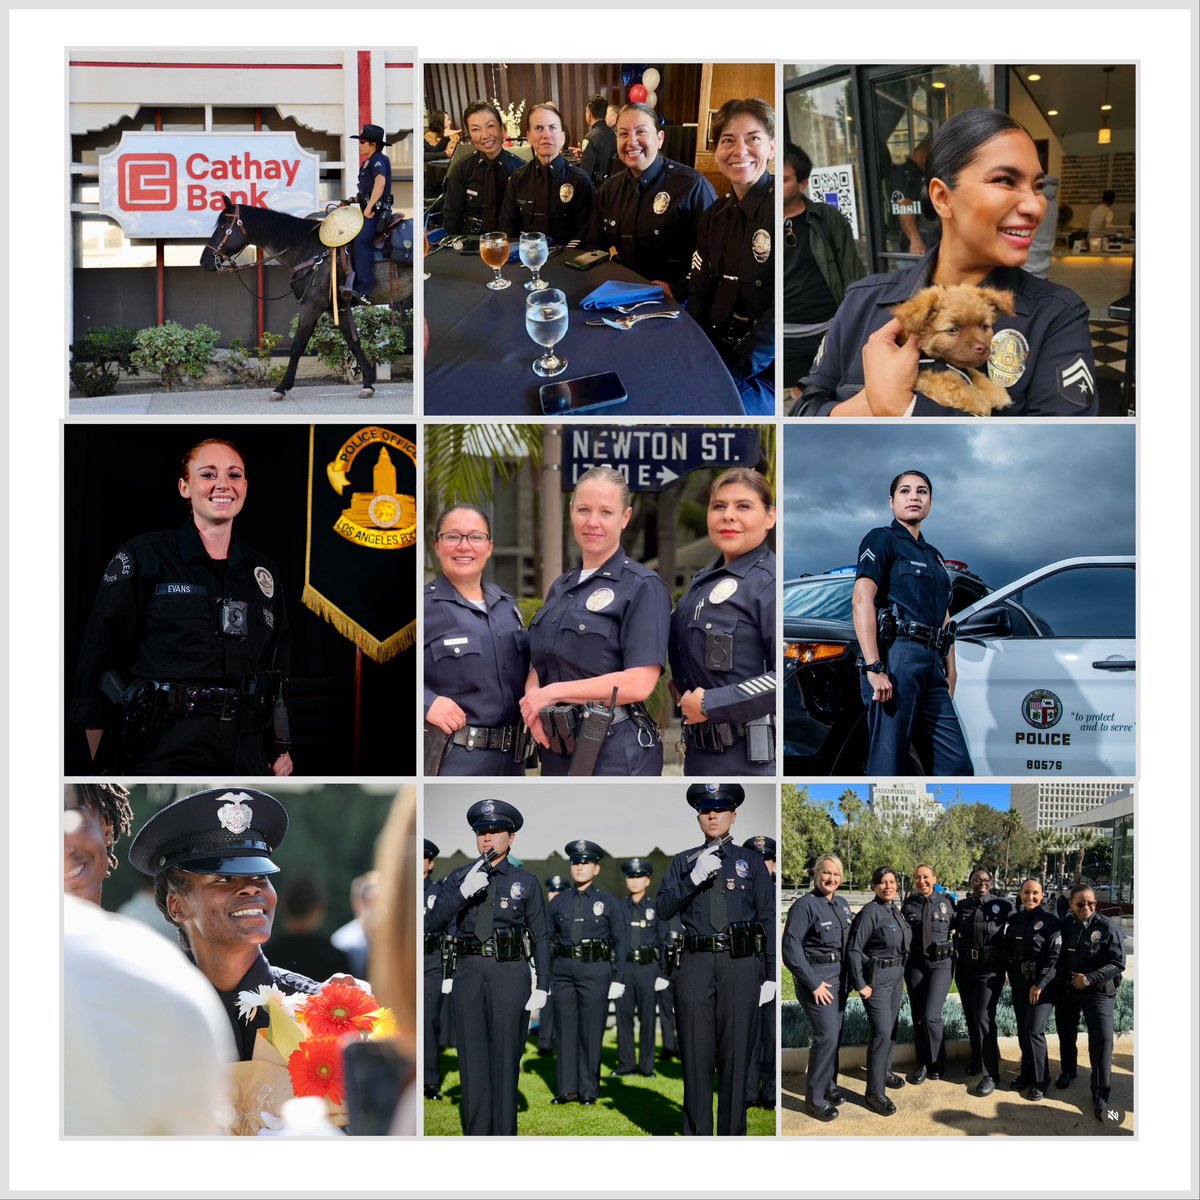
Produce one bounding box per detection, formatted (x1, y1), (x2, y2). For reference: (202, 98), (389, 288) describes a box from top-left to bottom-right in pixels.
(905, 956), (954, 1074)
(423, 948), (443, 1089)
(745, 983), (776, 1104)
(684, 741), (774, 777)
(551, 958), (610, 1100)
(136, 715), (269, 775)
(799, 964), (845, 1105)
(956, 963), (1006, 1079)
(616, 960), (659, 1074)
(539, 720), (663, 776)
(351, 222), (378, 294)
(862, 965), (904, 1095)
(440, 743), (525, 776)
(1056, 987), (1116, 1101)
(1009, 971), (1055, 1088)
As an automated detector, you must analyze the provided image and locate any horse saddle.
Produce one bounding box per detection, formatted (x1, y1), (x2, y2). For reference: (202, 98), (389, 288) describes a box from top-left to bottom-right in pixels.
(372, 215), (414, 266)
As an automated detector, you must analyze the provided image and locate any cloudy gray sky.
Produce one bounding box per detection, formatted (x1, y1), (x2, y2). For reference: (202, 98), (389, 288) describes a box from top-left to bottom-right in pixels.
(782, 423), (1135, 587)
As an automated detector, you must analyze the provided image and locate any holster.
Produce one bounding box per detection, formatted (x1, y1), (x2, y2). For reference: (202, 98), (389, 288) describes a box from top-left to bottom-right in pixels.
(512, 722), (535, 767)
(541, 704), (579, 757)
(663, 938), (683, 979)
(877, 606), (898, 652)
(745, 714), (774, 763)
(423, 725), (451, 775)
(236, 671), (282, 737)
(726, 921), (760, 960)
(95, 673), (162, 775)
(441, 939), (458, 983)
(567, 688), (619, 777)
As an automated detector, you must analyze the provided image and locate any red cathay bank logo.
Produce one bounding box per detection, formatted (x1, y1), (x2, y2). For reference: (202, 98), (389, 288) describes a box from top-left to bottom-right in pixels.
(117, 154), (177, 210)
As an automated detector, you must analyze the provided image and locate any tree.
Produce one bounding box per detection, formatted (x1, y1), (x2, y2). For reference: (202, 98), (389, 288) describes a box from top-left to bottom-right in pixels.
(1033, 827), (1059, 883)
(780, 784), (837, 888)
(837, 789), (865, 888)
(1065, 829), (1106, 883)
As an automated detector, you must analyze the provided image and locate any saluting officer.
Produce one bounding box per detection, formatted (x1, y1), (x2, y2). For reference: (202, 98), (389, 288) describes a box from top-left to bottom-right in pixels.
(951, 866), (1012, 1097)
(900, 864), (956, 1083)
(669, 468), (776, 776)
(423, 839), (446, 1101)
(1004, 876), (1061, 1101)
(742, 835), (777, 1110)
(686, 98), (776, 414)
(588, 103), (716, 300)
(536, 874), (569, 1055)
(128, 786), (318, 1061)
(441, 101), (524, 237)
(613, 857), (668, 1079)
(657, 783), (775, 1136)
(781, 852), (852, 1121)
(579, 93), (618, 187)
(852, 469), (973, 777)
(426, 800), (550, 1136)
(345, 123), (393, 304)
(1054, 884), (1125, 1120)
(500, 102), (594, 245)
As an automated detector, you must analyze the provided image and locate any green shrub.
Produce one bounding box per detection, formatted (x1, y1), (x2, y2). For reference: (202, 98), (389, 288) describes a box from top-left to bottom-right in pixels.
(223, 332), (285, 389)
(131, 321), (220, 390)
(69, 325), (140, 396)
(290, 307), (407, 382)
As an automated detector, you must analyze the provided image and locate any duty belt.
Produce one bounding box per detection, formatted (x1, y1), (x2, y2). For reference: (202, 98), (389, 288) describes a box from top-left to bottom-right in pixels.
(684, 714), (774, 752)
(967, 946), (1003, 964)
(925, 941), (953, 962)
(897, 620), (954, 654)
(553, 940), (611, 963)
(869, 954), (905, 969)
(627, 945), (659, 965)
(684, 922), (762, 958)
(424, 935), (440, 956)
(454, 931), (525, 961)
(804, 949), (841, 964)
(158, 681), (245, 720)
(1017, 961), (1041, 980)
(450, 722), (519, 752)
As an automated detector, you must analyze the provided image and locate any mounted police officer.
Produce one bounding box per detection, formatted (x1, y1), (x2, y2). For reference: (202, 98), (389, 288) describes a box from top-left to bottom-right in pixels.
(345, 123), (393, 304)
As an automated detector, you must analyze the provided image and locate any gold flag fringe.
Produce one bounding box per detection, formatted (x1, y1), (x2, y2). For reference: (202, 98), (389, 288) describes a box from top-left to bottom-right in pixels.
(302, 583), (415, 663)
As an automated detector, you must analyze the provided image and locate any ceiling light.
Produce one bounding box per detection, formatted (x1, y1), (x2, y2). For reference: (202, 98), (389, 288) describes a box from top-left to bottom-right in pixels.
(1097, 67), (1115, 145)
(932, 80), (946, 90)
(1028, 73), (1042, 81)
(1047, 109), (1059, 116)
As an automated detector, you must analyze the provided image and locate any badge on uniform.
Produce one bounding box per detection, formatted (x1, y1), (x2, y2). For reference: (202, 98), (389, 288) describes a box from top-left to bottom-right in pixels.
(1034, 920), (1043, 930)
(254, 566), (275, 598)
(593, 900), (605, 916)
(708, 579), (738, 604)
(653, 191), (671, 215)
(939, 902), (947, 914)
(987, 328), (1029, 386)
(735, 858), (749, 878)
(510, 881), (524, 900)
(216, 793), (254, 834)
(559, 183), (575, 203)
(990, 904), (1000, 914)
(585, 588), (614, 612)
(500, 898), (509, 909)
(751, 229), (771, 263)
(646, 907), (655, 920)
(427, 894), (436, 910)
(726, 878), (735, 890)
(1091, 929), (1101, 943)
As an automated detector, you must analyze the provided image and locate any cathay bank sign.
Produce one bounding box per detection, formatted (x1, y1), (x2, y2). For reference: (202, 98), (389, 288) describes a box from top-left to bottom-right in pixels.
(99, 132), (321, 237)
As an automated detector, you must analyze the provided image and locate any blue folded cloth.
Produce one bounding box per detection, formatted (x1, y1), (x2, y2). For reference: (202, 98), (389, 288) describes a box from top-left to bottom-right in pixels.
(579, 280), (665, 311)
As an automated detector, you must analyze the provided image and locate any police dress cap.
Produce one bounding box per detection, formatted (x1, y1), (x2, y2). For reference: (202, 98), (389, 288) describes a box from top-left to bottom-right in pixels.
(743, 835), (776, 860)
(621, 857), (654, 877)
(545, 874), (569, 892)
(351, 123), (390, 145)
(424, 839), (440, 860)
(686, 783), (746, 811)
(128, 787), (287, 878)
(566, 839), (606, 863)
(466, 798), (523, 832)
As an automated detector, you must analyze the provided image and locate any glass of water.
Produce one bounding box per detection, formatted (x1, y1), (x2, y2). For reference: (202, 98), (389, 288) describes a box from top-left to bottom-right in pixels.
(525, 288), (568, 377)
(519, 231), (549, 290)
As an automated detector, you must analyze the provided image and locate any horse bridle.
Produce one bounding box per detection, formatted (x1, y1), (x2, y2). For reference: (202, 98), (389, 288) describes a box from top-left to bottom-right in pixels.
(205, 204), (251, 272)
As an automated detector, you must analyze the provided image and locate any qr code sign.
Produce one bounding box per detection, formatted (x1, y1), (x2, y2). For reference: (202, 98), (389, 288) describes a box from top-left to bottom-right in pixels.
(809, 163), (859, 240)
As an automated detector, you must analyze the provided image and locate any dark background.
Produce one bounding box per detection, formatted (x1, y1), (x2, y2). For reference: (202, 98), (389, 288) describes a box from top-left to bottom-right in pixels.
(63, 423), (416, 776)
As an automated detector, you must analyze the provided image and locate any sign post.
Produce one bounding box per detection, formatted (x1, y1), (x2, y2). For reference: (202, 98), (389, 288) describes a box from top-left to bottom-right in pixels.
(561, 426), (761, 492)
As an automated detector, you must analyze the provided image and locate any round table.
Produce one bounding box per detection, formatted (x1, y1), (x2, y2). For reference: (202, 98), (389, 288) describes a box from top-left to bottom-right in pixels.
(422, 245), (744, 416)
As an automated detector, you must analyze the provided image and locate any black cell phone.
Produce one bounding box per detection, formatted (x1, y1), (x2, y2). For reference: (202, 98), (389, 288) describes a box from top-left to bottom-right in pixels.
(456, 236), (481, 254)
(565, 248), (609, 270)
(539, 372), (628, 415)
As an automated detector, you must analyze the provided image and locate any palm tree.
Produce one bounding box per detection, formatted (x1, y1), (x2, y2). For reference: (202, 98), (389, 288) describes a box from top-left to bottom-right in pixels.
(1033, 827), (1059, 883)
(838, 789), (864, 888)
(1067, 829), (1106, 884)
(998, 809), (1023, 890)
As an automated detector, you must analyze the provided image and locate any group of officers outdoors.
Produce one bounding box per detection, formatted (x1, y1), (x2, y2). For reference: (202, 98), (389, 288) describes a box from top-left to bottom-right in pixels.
(427, 92), (776, 411)
(422, 785), (777, 1136)
(784, 856), (1126, 1124)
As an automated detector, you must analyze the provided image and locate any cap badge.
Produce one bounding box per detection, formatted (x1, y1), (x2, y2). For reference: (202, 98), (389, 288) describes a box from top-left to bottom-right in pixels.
(216, 793), (254, 835)
(705, 784), (719, 793)
(482, 800), (496, 816)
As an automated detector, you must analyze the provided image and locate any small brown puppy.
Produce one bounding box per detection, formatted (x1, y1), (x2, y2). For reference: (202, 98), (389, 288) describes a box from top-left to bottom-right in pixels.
(891, 284), (1017, 415)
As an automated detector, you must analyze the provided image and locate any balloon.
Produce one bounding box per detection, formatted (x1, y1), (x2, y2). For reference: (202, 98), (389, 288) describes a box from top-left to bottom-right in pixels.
(629, 83), (647, 104)
(645, 91), (658, 109)
(642, 68), (661, 91)
(620, 64), (636, 88)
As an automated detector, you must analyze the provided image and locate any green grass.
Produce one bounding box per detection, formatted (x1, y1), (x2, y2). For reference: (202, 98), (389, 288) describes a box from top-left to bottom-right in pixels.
(425, 1026), (775, 1136)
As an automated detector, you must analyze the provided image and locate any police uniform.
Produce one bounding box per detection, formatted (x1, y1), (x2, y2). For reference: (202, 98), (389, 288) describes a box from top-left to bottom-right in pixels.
(537, 875), (568, 1054)
(580, 121), (618, 187)
(1055, 909), (1125, 1112)
(900, 890), (956, 1079)
(656, 784), (775, 1136)
(442, 148), (524, 236)
(423, 840), (445, 1099)
(71, 522), (291, 775)
(614, 857), (664, 1078)
(855, 518), (973, 777)
(588, 156), (717, 299)
(549, 841), (627, 1103)
(686, 173), (775, 414)
(781, 880), (852, 1118)
(350, 124), (393, 299)
(742, 837), (777, 1109)
(668, 544), (775, 776)
(424, 575), (530, 775)
(1004, 905), (1062, 1096)
(528, 548), (670, 776)
(952, 892), (1013, 1090)
(791, 247), (1098, 416)
(425, 800), (550, 1136)
(847, 895), (911, 1108)
(126, 786), (319, 1063)
(498, 154), (594, 245)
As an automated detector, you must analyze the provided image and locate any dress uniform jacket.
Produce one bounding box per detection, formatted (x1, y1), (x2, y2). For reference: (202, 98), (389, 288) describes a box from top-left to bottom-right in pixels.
(214, 950), (319, 1062)
(580, 122), (618, 186)
(953, 893), (1013, 1081)
(1005, 906), (1063, 990)
(499, 154), (594, 244)
(423, 876), (445, 1091)
(588, 156), (717, 299)
(1055, 911), (1124, 1103)
(901, 890), (956, 1075)
(1058, 912), (1124, 995)
(848, 896), (911, 1096)
(668, 545), (776, 775)
(616, 892), (664, 1073)
(442, 148), (524, 235)
(792, 246), (1098, 416)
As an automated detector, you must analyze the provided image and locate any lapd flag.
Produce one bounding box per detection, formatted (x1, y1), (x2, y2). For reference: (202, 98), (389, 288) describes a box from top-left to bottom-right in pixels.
(303, 424), (417, 661)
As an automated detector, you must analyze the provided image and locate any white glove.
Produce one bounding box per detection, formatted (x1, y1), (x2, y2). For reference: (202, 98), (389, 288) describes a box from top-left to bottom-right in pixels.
(689, 844), (722, 887)
(441, 979), (453, 995)
(654, 976), (670, 992)
(758, 980), (777, 1007)
(525, 987), (548, 1013)
(607, 982), (626, 1000)
(459, 859), (489, 899)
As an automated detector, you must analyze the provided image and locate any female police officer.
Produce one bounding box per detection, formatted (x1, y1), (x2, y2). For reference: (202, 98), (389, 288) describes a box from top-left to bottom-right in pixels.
(1004, 876), (1061, 1101)
(441, 101), (524, 237)
(791, 107), (1097, 417)
(71, 438), (293, 777)
(1054, 883), (1125, 1120)
(781, 852), (852, 1121)
(424, 505), (530, 775)
(521, 466), (670, 776)
(686, 98), (776, 415)
(656, 783), (775, 1136)
(847, 866), (911, 1116)
(669, 468), (776, 777)
(901, 863), (956, 1083)
(425, 799), (550, 1136)
(852, 469), (973, 777)
(346, 123), (393, 304)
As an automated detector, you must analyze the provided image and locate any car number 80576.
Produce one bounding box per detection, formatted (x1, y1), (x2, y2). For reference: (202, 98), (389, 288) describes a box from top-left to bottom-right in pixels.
(1027, 759), (1063, 771)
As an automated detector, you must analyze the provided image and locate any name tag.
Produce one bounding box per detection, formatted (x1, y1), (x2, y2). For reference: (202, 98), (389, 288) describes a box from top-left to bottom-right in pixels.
(443, 637), (469, 646)
(155, 583), (205, 596)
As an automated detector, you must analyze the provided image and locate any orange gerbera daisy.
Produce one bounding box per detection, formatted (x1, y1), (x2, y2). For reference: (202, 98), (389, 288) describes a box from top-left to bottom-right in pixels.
(299, 980), (379, 1038)
(288, 1038), (344, 1104)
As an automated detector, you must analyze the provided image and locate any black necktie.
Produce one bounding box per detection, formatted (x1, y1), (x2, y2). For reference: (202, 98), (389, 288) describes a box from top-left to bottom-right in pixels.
(481, 158), (499, 232)
(708, 860), (728, 932)
(922, 896), (934, 953)
(630, 905), (642, 951)
(709, 204), (747, 327)
(571, 890), (584, 944)
(535, 165), (552, 235)
(475, 874), (495, 941)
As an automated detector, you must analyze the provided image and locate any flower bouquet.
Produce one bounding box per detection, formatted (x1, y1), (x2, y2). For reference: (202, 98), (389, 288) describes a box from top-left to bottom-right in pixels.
(226, 977), (393, 1136)
(493, 97), (526, 141)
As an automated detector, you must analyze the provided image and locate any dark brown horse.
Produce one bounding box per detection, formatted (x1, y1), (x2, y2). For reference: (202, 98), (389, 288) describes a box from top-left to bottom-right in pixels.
(200, 195), (413, 400)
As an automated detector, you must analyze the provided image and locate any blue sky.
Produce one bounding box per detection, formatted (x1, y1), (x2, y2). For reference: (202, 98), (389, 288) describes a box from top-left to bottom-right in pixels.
(795, 782), (1011, 821)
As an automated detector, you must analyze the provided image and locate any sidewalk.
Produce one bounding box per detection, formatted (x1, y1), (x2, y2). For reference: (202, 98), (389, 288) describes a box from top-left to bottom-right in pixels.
(68, 381), (414, 416)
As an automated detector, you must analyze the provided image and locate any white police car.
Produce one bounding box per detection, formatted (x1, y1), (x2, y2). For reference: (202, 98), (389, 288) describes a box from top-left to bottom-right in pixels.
(951, 556), (1135, 775)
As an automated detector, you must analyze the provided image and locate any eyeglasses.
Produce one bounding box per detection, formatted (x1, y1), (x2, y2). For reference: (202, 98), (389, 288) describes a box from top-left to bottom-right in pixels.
(1072, 900), (1097, 908)
(784, 218), (796, 248)
(437, 532), (491, 546)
